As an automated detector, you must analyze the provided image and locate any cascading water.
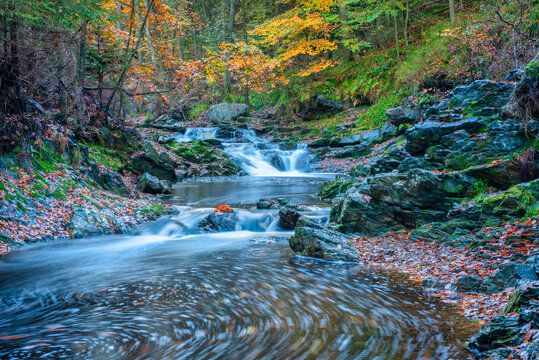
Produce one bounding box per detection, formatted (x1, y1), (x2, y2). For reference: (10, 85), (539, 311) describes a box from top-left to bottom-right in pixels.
(175, 127), (312, 176)
(175, 127), (218, 143)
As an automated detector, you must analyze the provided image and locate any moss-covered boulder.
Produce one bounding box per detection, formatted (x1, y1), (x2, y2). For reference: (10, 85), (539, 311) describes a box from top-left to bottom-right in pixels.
(513, 54), (539, 120)
(333, 169), (477, 235)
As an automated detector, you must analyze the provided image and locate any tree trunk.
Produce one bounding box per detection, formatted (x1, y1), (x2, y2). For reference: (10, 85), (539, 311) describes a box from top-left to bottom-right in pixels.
(242, 0), (248, 44)
(403, 0), (409, 48)
(449, 0), (456, 25)
(393, 13), (400, 68)
(105, 0), (155, 113)
(58, 42), (67, 118)
(144, 0), (156, 65)
(224, 0), (236, 95)
(242, 0), (249, 104)
(375, 16), (382, 48)
(0, 18), (23, 114)
(79, 20), (87, 100)
(338, 4), (352, 61)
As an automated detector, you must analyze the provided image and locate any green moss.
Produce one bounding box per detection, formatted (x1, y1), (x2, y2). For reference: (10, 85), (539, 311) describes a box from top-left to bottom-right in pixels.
(138, 203), (169, 216)
(524, 58), (539, 81)
(85, 143), (125, 172)
(318, 179), (354, 199)
(16, 201), (25, 212)
(189, 104), (209, 120)
(52, 189), (67, 201)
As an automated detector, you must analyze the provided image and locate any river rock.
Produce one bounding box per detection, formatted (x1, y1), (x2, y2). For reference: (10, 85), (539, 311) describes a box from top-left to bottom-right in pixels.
(300, 95), (349, 121)
(131, 152), (176, 181)
(468, 315), (522, 357)
(449, 179), (539, 224)
(427, 79), (514, 116)
(385, 106), (420, 126)
(462, 157), (522, 190)
(69, 207), (112, 238)
(88, 162), (131, 197)
(469, 281), (539, 359)
(405, 117), (486, 155)
(334, 169), (476, 235)
(208, 103), (250, 123)
(257, 198), (279, 209)
(279, 206), (302, 229)
(289, 217), (359, 262)
(137, 173), (171, 194)
(198, 212), (237, 232)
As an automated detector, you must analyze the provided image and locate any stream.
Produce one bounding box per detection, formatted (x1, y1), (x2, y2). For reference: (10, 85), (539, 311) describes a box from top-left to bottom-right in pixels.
(0, 130), (475, 359)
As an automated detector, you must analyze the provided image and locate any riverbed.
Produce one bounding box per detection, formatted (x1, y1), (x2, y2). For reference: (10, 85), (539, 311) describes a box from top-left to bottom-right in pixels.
(0, 174), (477, 359)
(0, 130), (477, 359)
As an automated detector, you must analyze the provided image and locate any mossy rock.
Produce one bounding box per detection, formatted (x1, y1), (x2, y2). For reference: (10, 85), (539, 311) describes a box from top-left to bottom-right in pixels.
(318, 179), (354, 199)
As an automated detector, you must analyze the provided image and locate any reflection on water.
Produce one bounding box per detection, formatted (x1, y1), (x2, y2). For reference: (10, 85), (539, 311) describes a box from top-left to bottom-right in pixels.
(0, 176), (475, 359)
(166, 175), (334, 208)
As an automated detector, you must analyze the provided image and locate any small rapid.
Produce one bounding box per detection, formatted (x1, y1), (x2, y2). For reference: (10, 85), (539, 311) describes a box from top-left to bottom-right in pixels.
(175, 127), (312, 176)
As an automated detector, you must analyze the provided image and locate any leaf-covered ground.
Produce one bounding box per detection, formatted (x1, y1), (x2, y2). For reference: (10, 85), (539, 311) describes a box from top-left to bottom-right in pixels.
(0, 157), (175, 255)
(352, 217), (539, 323)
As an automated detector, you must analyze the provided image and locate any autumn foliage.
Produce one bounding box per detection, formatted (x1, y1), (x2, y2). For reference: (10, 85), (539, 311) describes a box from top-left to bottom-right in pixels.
(214, 204), (234, 213)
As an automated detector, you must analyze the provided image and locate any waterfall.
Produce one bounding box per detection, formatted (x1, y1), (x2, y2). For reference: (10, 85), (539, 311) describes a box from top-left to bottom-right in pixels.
(175, 128), (218, 143)
(175, 127), (312, 176)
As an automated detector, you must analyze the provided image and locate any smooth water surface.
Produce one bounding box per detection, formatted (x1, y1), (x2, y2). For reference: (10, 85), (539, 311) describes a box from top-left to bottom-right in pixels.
(0, 171), (475, 359)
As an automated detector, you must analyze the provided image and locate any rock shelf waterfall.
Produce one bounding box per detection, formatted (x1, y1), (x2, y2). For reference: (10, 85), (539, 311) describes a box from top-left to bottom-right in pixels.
(175, 128), (312, 176)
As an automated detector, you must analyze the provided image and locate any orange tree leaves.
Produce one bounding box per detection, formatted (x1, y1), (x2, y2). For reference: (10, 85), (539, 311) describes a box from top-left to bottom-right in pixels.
(251, 2), (338, 79)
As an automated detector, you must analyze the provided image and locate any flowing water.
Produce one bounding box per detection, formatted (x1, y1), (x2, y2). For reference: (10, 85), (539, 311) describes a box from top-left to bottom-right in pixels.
(0, 131), (475, 359)
(175, 128), (311, 176)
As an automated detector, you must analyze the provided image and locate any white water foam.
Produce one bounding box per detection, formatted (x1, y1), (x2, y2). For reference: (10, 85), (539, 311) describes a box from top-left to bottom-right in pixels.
(175, 127), (312, 176)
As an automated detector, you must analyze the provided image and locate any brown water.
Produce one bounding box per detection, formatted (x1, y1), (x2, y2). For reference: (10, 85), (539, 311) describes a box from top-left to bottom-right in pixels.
(0, 176), (475, 359)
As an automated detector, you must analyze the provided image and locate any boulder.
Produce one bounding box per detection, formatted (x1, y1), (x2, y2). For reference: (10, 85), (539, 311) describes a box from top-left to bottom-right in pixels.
(501, 282), (539, 315)
(385, 106), (420, 126)
(468, 281), (539, 359)
(131, 153), (176, 180)
(300, 96), (349, 121)
(456, 276), (484, 292)
(463, 157), (522, 189)
(88, 162), (131, 197)
(208, 103), (250, 123)
(314, 95), (348, 111)
(309, 137), (342, 148)
(449, 180), (539, 224)
(289, 217), (359, 262)
(198, 212), (237, 232)
(468, 315), (522, 355)
(333, 144), (369, 159)
(137, 173), (171, 194)
(257, 198), (279, 209)
(102, 170), (131, 197)
(69, 207), (112, 238)
(427, 79), (515, 115)
(481, 262), (537, 293)
(334, 169), (476, 235)
(279, 206), (302, 229)
(405, 117), (486, 155)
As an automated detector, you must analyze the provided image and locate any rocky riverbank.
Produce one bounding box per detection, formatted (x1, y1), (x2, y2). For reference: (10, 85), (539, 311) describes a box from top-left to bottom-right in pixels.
(288, 57), (539, 358)
(0, 104), (255, 253)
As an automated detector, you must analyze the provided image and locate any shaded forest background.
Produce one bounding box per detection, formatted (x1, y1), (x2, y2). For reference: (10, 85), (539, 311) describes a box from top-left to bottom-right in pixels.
(0, 0), (538, 161)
